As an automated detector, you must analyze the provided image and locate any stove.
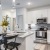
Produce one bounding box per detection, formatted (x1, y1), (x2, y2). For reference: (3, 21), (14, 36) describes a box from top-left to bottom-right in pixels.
(35, 17), (48, 43)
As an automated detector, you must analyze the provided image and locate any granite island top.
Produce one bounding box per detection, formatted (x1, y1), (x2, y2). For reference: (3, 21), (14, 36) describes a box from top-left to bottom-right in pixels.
(18, 31), (34, 38)
(0, 31), (34, 38)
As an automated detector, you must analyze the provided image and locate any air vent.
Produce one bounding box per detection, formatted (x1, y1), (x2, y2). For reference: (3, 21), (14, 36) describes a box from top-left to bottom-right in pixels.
(16, 3), (20, 5)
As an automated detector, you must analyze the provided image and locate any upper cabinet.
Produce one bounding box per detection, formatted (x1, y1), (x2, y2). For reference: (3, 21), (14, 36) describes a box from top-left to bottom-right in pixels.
(27, 9), (48, 24)
(27, 10), (42, 24)
(41, 9), (48, 17)
(47, 9), (50, 24)
(16, 8), (27, 31)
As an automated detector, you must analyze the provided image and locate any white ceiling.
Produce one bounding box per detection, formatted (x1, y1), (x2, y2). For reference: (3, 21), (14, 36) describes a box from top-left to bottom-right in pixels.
(1, 0), (50, 9)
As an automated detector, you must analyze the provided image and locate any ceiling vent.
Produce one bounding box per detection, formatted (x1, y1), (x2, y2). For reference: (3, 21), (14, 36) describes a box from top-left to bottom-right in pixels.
(16, 3), (20, 5)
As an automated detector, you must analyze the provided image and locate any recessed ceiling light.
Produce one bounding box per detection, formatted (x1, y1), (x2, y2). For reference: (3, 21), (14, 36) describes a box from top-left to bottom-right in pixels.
(13, 0), (15, 3)
(27, 2), (32, 5)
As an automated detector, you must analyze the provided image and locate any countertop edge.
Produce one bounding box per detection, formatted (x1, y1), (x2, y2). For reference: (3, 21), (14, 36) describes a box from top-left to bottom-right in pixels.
(18, 33), (34, 38)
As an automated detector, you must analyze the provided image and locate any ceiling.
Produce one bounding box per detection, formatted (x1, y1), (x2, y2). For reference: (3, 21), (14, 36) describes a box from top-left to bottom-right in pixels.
(1, 0), (50, 9)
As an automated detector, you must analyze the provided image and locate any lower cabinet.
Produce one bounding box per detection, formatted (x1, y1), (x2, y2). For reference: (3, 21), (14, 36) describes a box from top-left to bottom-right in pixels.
(47, 30), (50, 44)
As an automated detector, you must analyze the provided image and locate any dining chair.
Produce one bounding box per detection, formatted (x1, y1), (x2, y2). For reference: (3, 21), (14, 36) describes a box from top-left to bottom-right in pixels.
(3, 35), (21, 50)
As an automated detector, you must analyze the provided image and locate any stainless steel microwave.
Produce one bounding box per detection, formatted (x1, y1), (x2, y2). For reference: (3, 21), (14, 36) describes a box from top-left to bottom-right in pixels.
(37, 18), (47, 24)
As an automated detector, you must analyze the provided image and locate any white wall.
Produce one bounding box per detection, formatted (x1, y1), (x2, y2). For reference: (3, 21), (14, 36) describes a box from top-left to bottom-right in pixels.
(0, 8), (2, 33)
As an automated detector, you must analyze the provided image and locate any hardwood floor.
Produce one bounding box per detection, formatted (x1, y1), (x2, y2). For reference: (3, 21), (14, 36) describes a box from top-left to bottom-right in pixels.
(34, 44), (50, 50)
(45, 45), (50, 50)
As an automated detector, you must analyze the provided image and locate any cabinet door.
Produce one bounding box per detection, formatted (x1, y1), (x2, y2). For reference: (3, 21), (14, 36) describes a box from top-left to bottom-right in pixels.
(48, 9), (50, 23)
(47, 30), (50, 44)
(27, 10), (41, 24)
(41, 9), (48, 17)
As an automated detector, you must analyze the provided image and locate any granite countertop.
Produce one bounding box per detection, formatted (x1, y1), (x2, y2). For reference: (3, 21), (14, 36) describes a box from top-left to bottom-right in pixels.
(0, 31), (34, 38)
(18, 31), (34, 38)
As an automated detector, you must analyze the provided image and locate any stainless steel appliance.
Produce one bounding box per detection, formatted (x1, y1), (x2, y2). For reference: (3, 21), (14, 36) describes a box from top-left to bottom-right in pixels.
(37, 18), (47, 24)
(36, 30), (47, 39)
(36, 18), (47, 40)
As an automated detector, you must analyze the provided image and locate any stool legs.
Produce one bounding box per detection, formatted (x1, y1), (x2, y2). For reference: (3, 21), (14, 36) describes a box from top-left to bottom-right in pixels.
(0, 45), (1, 50)
(5, 48), (7, 50)
(16, 47), (18, 50)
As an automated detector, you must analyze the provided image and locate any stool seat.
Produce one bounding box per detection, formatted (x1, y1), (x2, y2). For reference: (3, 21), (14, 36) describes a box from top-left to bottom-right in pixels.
(4, 42), (21, 49)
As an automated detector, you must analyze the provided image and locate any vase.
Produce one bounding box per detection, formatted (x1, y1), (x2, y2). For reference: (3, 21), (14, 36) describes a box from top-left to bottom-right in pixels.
(2, 26), (7, 33)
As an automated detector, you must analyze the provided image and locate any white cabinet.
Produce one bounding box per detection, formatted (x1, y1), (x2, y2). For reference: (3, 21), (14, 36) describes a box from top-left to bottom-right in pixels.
(17, 15), (24, 31)
(47, 9), (50, 23)
(16, 8), (27, 31)
(41, 9), (48, 17)
(27, 9), (48, 24)
(47, 30), (50, 44)
(27, 10), (41, 24)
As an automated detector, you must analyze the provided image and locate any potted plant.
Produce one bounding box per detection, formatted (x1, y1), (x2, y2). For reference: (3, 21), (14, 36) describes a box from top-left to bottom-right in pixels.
(1, 15), (9, 33)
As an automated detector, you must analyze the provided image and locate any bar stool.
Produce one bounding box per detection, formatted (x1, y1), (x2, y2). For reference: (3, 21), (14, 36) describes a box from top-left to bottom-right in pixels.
(0, 39), (3, 50)
(3, 35), (21, 50)
(0, 34), (4, 50)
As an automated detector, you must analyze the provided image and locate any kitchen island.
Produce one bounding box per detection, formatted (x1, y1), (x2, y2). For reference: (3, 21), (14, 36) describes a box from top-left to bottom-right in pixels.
(3, 31), (35, 50)
(7, 31), (34, 50)
(17, 31), (34, 50)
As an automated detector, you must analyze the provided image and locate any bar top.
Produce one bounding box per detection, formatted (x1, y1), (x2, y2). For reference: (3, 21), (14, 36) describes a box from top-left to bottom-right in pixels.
(0, 31), (34, 38)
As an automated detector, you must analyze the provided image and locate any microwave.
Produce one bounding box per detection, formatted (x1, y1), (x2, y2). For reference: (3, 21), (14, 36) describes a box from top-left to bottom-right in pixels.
(37, 18), (47, 24)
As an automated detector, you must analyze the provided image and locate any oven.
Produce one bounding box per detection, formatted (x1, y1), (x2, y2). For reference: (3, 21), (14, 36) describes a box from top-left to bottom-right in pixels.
(36, 30), (47, 39)
(36, 18), (47, 39)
